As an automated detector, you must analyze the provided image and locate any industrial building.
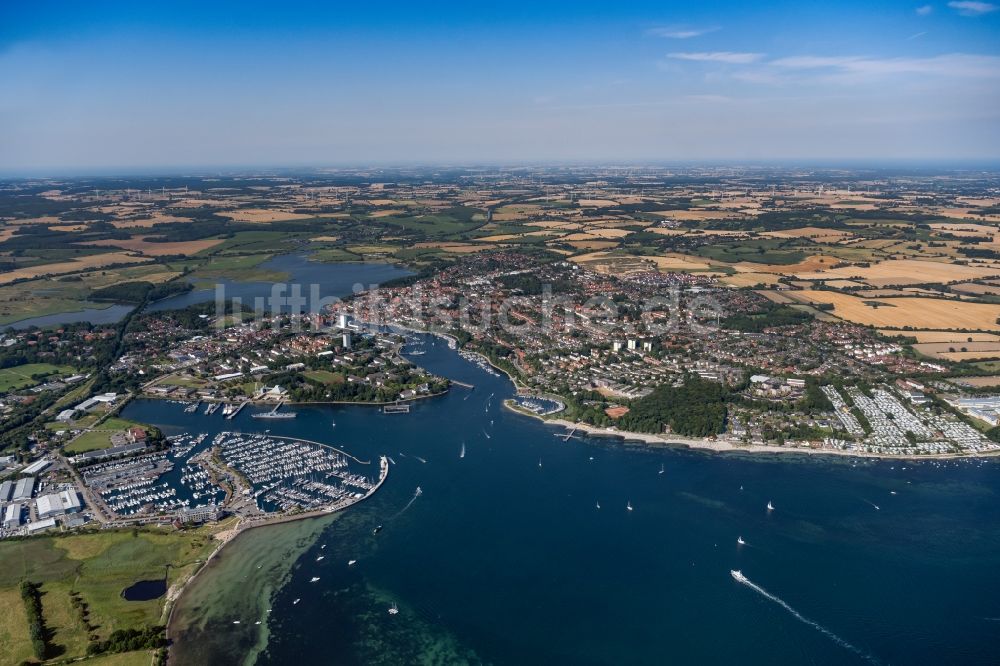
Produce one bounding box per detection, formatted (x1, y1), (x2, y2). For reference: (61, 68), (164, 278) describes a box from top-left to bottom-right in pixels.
(12, 476), (34, 501)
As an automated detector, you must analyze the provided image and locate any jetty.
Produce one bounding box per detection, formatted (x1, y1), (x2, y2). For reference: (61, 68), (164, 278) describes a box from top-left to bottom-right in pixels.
(451, 380), (475, 389)
(383, 403), (410, 414)
(224, 400), (249, 420)
(558, 428), (579, 442)
(251, 400), (297, 419)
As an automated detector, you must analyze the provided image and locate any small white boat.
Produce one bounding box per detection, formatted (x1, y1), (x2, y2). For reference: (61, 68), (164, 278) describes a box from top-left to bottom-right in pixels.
(331, 420), (336, 427)
(255, 621), (261, 625)
(626, 500), (633, 512)
(316, 555), (325, 561)
(737, 536), (745, 545)
(233, 620), (241, 624)
(538, 459), (542, 468)
(348, 559), (357, 566)
(460, 443), (466, 459)
(293, 598), (300, 605)
(310, 577), (320, 582)
(767, 501), (774, 511)
(596, 500), (601, 509)
(731, 569), (748, 583)
(659, 463), (665, 475)
(388, 602), (399, 615)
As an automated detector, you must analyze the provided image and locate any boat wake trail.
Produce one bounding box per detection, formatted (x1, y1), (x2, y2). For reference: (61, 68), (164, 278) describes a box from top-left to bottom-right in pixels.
(732, 571), (878, 664)
(390, 486), (423, 520)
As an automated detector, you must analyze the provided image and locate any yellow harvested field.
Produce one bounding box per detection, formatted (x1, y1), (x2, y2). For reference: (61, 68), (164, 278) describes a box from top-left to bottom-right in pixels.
(824, 279), (866, 289)
(881, 330), (1000, 342)
(914, 341), (1000, 359)
(370, 209), (406, 218)
(932, 208), (1000, 223)
(478, 230), (556, 242)
(310, 235), (340, 242)
(953, 376), (1000, 387)
(12, 216), (61, 224)
(577, 199), (620, 207)
(0, 226), (20, 242)
(362, 199), (397, 206)
(563, 229), (629, 241)
(527, 220), (583, 230)
(762, 226), (856, 243)
(50, 224), (88, 232)
(797, 258), (1000, 284)
(721, 272), (785, 287)
(566, 240), (620, 250)
(757, 289), (795, 303)
(928, 222), (997, 237)
(786, 290), (1000, 330)
(219, 208), (315, 223)
(580, 227), (632, 238)
(938, 350), (1000, 362)
(0, 252), (152, 284)
(82, 237), (225, 256)
(733, 255), (837, 274)
(647, 228), (688, 236)
(643, 255), (712, 271)
(950, 282), (1000, 296)
(477, 234), (520, 242)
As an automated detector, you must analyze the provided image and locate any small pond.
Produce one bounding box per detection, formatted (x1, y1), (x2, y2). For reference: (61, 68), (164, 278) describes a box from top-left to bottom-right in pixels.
(121, 578), (167, 601)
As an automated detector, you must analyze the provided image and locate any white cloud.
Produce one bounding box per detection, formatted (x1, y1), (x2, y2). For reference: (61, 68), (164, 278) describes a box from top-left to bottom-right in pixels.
(916, 4), (934, 15)
(948, 1), (998, 15)
(648, 26), (719, 39)
(769, 53), (1000, 78)
(667, 51), (763, 64)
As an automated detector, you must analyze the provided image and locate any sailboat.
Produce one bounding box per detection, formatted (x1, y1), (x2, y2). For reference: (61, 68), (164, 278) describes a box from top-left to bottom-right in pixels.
(626, 500), (633, 512)
(331, 419), (336, 427)
(737, 536), (745, 545)
(460, 442), (466, 459)
(388, 602), (399, 615)
(767, 501), (774, 511)
(596, 500), (601, 509)
(658, 463), (665, 475)
(538, 458), (542, 468)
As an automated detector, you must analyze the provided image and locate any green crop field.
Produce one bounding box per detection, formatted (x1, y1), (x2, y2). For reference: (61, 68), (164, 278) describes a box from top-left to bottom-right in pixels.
(0, 363), (76, 392)
(0, 523), (231, 664)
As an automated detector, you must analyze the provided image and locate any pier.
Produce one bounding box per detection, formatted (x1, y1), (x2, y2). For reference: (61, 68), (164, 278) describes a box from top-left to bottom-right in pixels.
(383, 402), (411, 414)
(451, 380), (475, 389)
(558, 428), (579, 442)
(225, 400), (249, 419)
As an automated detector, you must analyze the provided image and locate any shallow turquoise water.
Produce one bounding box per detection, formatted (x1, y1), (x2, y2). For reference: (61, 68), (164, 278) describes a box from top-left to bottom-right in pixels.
(126, 335), (1000, 665)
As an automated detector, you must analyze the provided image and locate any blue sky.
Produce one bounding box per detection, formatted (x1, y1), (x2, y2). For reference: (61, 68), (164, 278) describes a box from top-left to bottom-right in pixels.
(1, 1), (998, 170)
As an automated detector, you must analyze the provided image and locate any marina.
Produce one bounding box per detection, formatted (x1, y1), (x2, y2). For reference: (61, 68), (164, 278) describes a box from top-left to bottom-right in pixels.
(214, 431), (380, 513)
(134, 331), (1000, 666)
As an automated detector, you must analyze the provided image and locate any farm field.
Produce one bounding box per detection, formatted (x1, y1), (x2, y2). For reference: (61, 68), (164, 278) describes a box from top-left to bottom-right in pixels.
(0, 524), (232, 664)
(0, 252), (152, 284)
(0, 363), (76, 392)
(796, 258), (1000, 286)
(82, 237), (226, 256)
(785, 290), (1000, 331)
(913, 341), (1000, 360)
(63, 417), (149, 454)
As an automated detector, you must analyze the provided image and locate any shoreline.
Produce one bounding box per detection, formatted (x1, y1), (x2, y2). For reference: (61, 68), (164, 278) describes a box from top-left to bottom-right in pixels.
(538, 416), (1000, 461)
(390, 322), (1000, 461)
(164, 453), (389, 659)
